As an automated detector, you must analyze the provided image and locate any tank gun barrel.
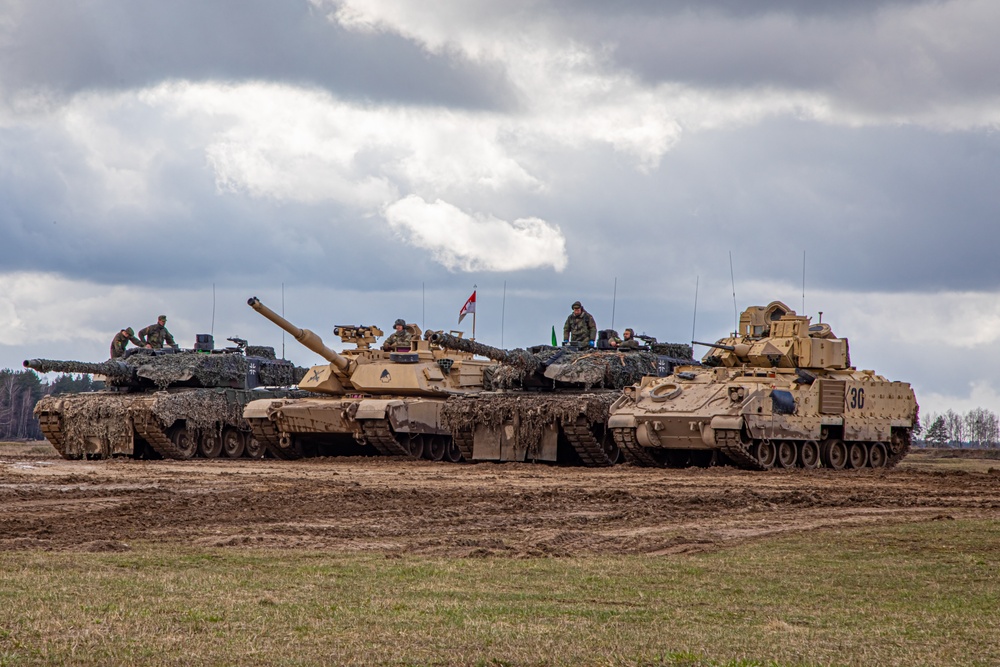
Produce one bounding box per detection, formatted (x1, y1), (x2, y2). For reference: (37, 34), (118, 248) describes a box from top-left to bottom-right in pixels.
(23, 358), (136, 380)
(426, 332), (514, 362)
(247, 297), (350, 372)
(692, 340), (735, 352)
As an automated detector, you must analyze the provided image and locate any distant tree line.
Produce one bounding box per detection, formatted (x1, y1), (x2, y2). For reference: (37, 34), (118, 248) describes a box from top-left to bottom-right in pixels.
(919, 408), (1000, 448)
(0, 369), (100, 441)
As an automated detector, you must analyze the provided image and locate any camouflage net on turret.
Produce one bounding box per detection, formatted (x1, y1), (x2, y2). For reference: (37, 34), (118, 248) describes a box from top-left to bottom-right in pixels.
(126, 351), (248, 390)
(442, 392), (617, 456)
(490, 349), (662, 391)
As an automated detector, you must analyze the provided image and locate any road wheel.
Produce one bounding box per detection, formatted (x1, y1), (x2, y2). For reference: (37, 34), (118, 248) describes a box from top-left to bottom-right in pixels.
(777, 441), (797, 468)
(169, 426), (198, 460)
(221, 428), (245, 459)
(444, 439), (464, 463)
(753, 441), (777, 469)
(847, 442), (868, 469)
(405, 435), (425, 459)
(822, 439), (847, 470)
(427, 435), (447, 461)
(800, 440), (820, 469)
(199, 430), (223, 458)
(868, 442), (888, 468)
(245, 436), (266, 459)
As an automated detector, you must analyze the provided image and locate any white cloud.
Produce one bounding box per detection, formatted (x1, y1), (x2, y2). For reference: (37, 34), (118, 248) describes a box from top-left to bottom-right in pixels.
(382, 195), (567, 272)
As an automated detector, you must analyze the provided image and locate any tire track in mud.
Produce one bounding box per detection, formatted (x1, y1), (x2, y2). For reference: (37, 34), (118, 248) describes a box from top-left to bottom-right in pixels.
(1, 449), (999, 556)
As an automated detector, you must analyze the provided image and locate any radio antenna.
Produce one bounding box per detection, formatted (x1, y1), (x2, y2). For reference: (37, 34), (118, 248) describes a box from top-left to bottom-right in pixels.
(801, 250), (806, 314)
(691, 275), (699, 344)
(281, 282), (285, 361)
(211, 283), (216, 336)
(501, 280), (507, 348)
(729, 251), (738, 334)
(611, 277), (618, 331)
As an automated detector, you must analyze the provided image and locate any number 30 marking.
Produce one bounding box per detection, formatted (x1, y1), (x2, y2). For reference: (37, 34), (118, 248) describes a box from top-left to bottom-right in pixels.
(847, 387), (865, 410)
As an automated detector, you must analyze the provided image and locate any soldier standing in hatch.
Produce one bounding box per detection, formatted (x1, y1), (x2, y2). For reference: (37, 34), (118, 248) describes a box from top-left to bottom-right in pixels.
(138, 315), (176, 349)
(381, 319), (413, 351)
(110, 327), (143, 359)
(563, 301), (597, 348)
(611, 328), (640, 351)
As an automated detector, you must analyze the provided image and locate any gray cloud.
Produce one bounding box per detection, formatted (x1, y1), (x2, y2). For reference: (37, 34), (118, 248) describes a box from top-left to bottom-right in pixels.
(0, 0), (512, 109)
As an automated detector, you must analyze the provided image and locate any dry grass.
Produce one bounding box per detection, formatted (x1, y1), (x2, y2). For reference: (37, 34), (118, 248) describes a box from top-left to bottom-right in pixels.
(1, 520), (998, 666)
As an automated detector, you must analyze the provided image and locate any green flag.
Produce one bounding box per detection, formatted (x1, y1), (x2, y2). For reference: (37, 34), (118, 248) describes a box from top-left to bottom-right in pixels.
(551, 325), (558, 346)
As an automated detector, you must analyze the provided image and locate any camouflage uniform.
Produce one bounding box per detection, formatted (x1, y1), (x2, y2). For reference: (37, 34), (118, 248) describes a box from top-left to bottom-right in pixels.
(138, 322), (176, 349)
(381, 330), (413, 351)
(563, 302), (597, 346)
(617, 336), (640, 351)
(110, 329), (143, 358)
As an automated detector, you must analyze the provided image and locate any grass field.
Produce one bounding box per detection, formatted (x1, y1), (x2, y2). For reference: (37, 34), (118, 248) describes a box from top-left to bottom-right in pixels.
(1, 519), (998, 666)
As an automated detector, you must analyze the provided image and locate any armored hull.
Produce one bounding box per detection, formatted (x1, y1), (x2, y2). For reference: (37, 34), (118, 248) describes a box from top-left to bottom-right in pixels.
(27, 341), (305, 460)
(607, 301), (918, 470)
(429, 333), (694, 466)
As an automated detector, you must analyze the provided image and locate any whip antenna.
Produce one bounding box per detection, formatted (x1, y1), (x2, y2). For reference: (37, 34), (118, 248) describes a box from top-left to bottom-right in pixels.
(611, 277), (618, 331)
(729, 251), (738, 333)
(211, 283), (216, 336)
(501, 280), (507, 348)
(691, 275), (699, 345)
(802, 251), (806, 314)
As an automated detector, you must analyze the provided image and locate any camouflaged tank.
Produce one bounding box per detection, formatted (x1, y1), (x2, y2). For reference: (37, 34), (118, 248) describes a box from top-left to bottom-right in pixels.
(26, 336), (305, 460)
(426, 332), (694, 466)
(607, 301), (918, 470)
(242, 297), (494, 461)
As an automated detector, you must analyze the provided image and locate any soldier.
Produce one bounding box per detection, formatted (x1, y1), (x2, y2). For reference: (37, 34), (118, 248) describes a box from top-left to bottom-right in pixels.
(110, 327), (143, 359)
(563, 301), (597, 348)
(138, 315), (176, 350)
(610, 327), (640, 351)
(381, 319), (413, 351)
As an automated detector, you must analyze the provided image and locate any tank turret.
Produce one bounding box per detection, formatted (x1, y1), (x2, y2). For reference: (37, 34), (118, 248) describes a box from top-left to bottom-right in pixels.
(427, 331), (688, 391)
(608, 300), (917, 471)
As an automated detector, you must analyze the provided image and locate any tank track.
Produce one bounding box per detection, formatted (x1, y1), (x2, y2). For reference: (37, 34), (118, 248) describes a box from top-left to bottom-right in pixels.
(611, 427), (662, 467)
(561, 418), (618, 467)
(715, 429), (766, 471)
(132, 411), (186, 459)
(359, 420), (414, 457)
(453, 429), (474, 461)
(36, 411), (73, 459)
(247, 417), (300, 460)
(886, 429), (911, 468)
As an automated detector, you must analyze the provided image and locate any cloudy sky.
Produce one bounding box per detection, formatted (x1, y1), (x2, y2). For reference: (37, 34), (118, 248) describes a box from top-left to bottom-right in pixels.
(2, 0), (999, 421)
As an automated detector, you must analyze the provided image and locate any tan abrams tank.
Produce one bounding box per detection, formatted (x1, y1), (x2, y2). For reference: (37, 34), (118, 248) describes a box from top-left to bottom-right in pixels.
(242, 297), (493, 461)
(607, 301), (918, 470)
(26, 338), (305, 460)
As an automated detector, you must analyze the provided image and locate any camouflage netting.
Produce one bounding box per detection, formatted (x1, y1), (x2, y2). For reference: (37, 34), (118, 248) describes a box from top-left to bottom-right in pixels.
(128, 351), (248, 390)
(490, 349), (662, 391)
(442, 392), (617, 454)
(259, 363), (309, 387)
(246, 345), (276, 360)
(649, 342), (693, 359)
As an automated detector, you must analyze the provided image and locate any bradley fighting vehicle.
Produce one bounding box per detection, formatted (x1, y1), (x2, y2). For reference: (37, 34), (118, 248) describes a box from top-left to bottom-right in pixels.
(427, 333), (694, 466)
(26, 337), (305, 460)
(607, 301), (918, 470)
(242, 297), (494, 461)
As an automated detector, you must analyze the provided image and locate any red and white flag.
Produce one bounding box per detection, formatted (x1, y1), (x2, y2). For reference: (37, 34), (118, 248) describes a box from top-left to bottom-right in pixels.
(458, 290), (477, 324)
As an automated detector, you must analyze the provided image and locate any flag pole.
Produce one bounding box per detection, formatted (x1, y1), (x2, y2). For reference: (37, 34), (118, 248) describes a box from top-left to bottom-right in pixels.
(472, 284), (477, 341)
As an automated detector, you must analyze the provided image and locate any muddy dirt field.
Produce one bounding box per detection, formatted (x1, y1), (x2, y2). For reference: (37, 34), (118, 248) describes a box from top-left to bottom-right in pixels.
(2, 444), (999, 557)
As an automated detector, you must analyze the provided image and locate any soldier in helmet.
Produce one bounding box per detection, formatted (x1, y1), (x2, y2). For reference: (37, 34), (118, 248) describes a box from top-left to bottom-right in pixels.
(138, 315), (176, 350)
(110, 327), (143, 359)
(563, 301), (597, 348)
(381, 318), (413, 351)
